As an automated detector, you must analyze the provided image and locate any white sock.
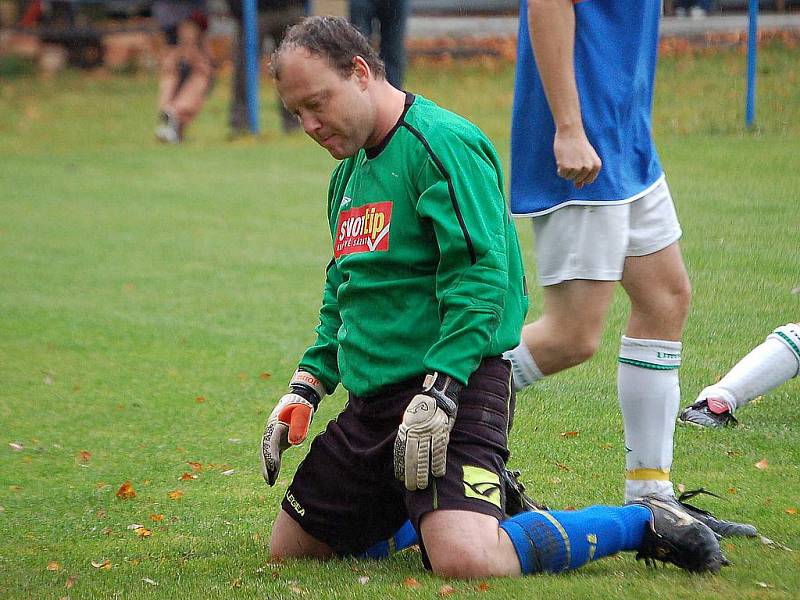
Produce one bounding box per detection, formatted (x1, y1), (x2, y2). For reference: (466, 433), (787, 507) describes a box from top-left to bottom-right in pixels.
(618, 336), (681, 502)
(503, 342), (544, 391)
(699, 323), (800, 413)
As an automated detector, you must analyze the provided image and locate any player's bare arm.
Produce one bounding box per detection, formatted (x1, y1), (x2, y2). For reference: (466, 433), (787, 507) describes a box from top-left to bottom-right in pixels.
(528, 0), (601, 188)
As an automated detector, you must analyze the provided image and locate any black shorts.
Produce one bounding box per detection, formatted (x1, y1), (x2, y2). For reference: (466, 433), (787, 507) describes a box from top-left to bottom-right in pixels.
(281, 356), (512, 556)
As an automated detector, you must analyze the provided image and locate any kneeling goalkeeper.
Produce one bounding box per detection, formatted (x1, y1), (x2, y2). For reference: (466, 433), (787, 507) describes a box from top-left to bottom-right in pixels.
(261, 16), (725, 578)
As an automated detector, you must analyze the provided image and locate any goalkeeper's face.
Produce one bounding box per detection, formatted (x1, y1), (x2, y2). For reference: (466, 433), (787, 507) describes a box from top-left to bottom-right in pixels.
(276, 48), (377, 160)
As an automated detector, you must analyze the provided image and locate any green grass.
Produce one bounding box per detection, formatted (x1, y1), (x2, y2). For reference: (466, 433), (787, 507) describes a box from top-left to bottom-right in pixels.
(1, 43), (799, 599)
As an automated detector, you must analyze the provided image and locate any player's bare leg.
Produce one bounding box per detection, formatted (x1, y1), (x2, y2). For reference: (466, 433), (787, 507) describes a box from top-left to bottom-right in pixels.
(269, 509), (335, 559)
(511, 279), (616, 386)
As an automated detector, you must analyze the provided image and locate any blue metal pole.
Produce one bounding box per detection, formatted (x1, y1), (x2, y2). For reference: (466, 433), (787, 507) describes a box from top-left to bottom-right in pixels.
(745, 0), (758, 128)
(243, 0), (260, 134)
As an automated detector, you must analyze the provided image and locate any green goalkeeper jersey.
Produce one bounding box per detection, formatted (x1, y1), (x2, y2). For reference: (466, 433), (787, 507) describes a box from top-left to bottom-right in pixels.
(298, 93), (528, 397)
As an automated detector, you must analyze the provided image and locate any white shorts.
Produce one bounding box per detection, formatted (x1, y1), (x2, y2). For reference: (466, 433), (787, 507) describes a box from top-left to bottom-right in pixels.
(532, 179), (682, 286)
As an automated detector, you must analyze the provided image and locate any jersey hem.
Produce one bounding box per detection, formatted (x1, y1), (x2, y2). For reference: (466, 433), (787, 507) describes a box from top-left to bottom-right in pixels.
(511, 173), (666, 218)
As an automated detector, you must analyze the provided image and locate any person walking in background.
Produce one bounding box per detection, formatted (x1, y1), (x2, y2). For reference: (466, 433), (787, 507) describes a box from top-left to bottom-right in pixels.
(680, 323), (799, 427)
(349, 0), (409, 88)
(674, 0), (713, 19)
(153, 0), (213, 143)
(503, 0), (755, 537)
(226, 0), (305, 138)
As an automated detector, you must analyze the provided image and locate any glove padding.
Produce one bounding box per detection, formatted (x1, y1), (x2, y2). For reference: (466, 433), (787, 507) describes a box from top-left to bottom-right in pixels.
(394, 373), (461, 491)
(260, 371), (325, 486)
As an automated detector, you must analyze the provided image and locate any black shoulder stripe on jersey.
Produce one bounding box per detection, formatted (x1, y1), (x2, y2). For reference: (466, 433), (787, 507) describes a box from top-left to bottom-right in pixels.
(400, 122), (477, 265)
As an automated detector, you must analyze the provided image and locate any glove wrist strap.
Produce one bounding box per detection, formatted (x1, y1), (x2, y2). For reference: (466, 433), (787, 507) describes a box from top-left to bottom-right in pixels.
(290, 370), (326, 409)
(423, 372), (462, 417)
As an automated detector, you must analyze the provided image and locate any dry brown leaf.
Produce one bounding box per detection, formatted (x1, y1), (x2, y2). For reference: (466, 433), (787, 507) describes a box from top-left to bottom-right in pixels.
(439, 584), (456, 597)
(65, 575), (77, 589)
(260, 372), (271, 380)
(135, 527), (152, 538)
(755, 458), (769, 470)
(78, 450), (91, 463)
(726, 450), (742, 458)
(555, 462), (571, 472)
(116, 481), (136, 500)
(786, 508), (798, 515)
(728, 487), (737, 494)
(560, 431), (578, 438)
(195, 396), (205, 403)
(231, 578), (242, 588)
(403, 577), (421, 589)
(476, 581), (490, 592)
(9, 485), (22, 492)
(91, 559), (111, 570)
(47, 561), (61, 571)
(96, 508), (107, 519)
(179, 473), (197, 481)
(187, 461), (203, 472)
(102, 527), (113, 536)
(167, 490), (184, 500)
(150, 514), (164, 521)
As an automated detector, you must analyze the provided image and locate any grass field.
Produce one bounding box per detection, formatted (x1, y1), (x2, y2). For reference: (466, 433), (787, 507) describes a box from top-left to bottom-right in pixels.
(1, 42), (798, 599)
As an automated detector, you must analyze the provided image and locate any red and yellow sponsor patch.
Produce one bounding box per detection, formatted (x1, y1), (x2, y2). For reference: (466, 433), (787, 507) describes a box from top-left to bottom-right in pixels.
(334, 200), (392, 258)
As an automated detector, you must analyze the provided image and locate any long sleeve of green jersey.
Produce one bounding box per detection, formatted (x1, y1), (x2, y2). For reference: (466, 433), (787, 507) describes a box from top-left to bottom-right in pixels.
(296, 162), (352, 395)
(414, 134), (509, 385)
(296, 257), (343, 394)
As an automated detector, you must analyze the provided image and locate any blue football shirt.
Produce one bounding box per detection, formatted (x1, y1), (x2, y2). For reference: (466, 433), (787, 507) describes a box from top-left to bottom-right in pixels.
(510, 0), (664, 216)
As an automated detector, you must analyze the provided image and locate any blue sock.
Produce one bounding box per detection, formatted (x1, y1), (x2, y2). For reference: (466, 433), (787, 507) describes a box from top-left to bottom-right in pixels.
(499, 505), (651, 574)
(360, 520), (419, 559)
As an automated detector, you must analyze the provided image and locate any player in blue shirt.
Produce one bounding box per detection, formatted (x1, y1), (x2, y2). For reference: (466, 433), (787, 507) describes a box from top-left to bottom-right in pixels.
(503, 0), (755, 536)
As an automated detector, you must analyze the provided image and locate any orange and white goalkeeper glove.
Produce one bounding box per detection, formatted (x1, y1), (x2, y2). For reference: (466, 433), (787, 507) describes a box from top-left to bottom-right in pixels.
(260, 370), (325, 486)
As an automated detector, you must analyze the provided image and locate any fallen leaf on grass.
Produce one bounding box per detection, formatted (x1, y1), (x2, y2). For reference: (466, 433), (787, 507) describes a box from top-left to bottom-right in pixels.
(476, 582), (490, 592)
(677, 483), (686, 494)
(47, 561), (61, 571)
(221, 469), (235, 476)
(78, 450), (91, 463)
(439, 584), (456, 597)
(150, 514), (164, 521)
(10, 485), (22, 492)
(560, 431), (578, 438)
(555, 462), (571, 472)
(728, 487), (737, 494)
(755, 459), (769, 470)
(91, 560), (111, 570)
(260, 372), (271, 380)
(358, 576), (370, 585)
(127, 524), (144, 530)
(187, 461), (203, 472)
(102, 527), (113, 536)
(726, 450), (742, 458)
(142, 578), (158, 586)
(195, 396), (205, 403)
(135, 527), (152, 538)
(403, 577), (421, 589)
(116, 481), (136, 500)
(65, 575), (77, 589)
(786, 508), (797, 515)
(756, 582), (774, 588)
(167, 490), (184, 500)
(9, 442), (23, 451)
(180, 473), (197, 481)
(231, 578), (242, 588)
(759, 535), (793, 552)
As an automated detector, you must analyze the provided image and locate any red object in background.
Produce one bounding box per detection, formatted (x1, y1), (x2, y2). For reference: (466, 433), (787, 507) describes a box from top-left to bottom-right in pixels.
(20, 0), (43, 27)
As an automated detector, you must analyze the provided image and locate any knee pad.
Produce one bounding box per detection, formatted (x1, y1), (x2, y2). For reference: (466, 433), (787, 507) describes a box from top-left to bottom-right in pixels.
(768, 323), (800, 375)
